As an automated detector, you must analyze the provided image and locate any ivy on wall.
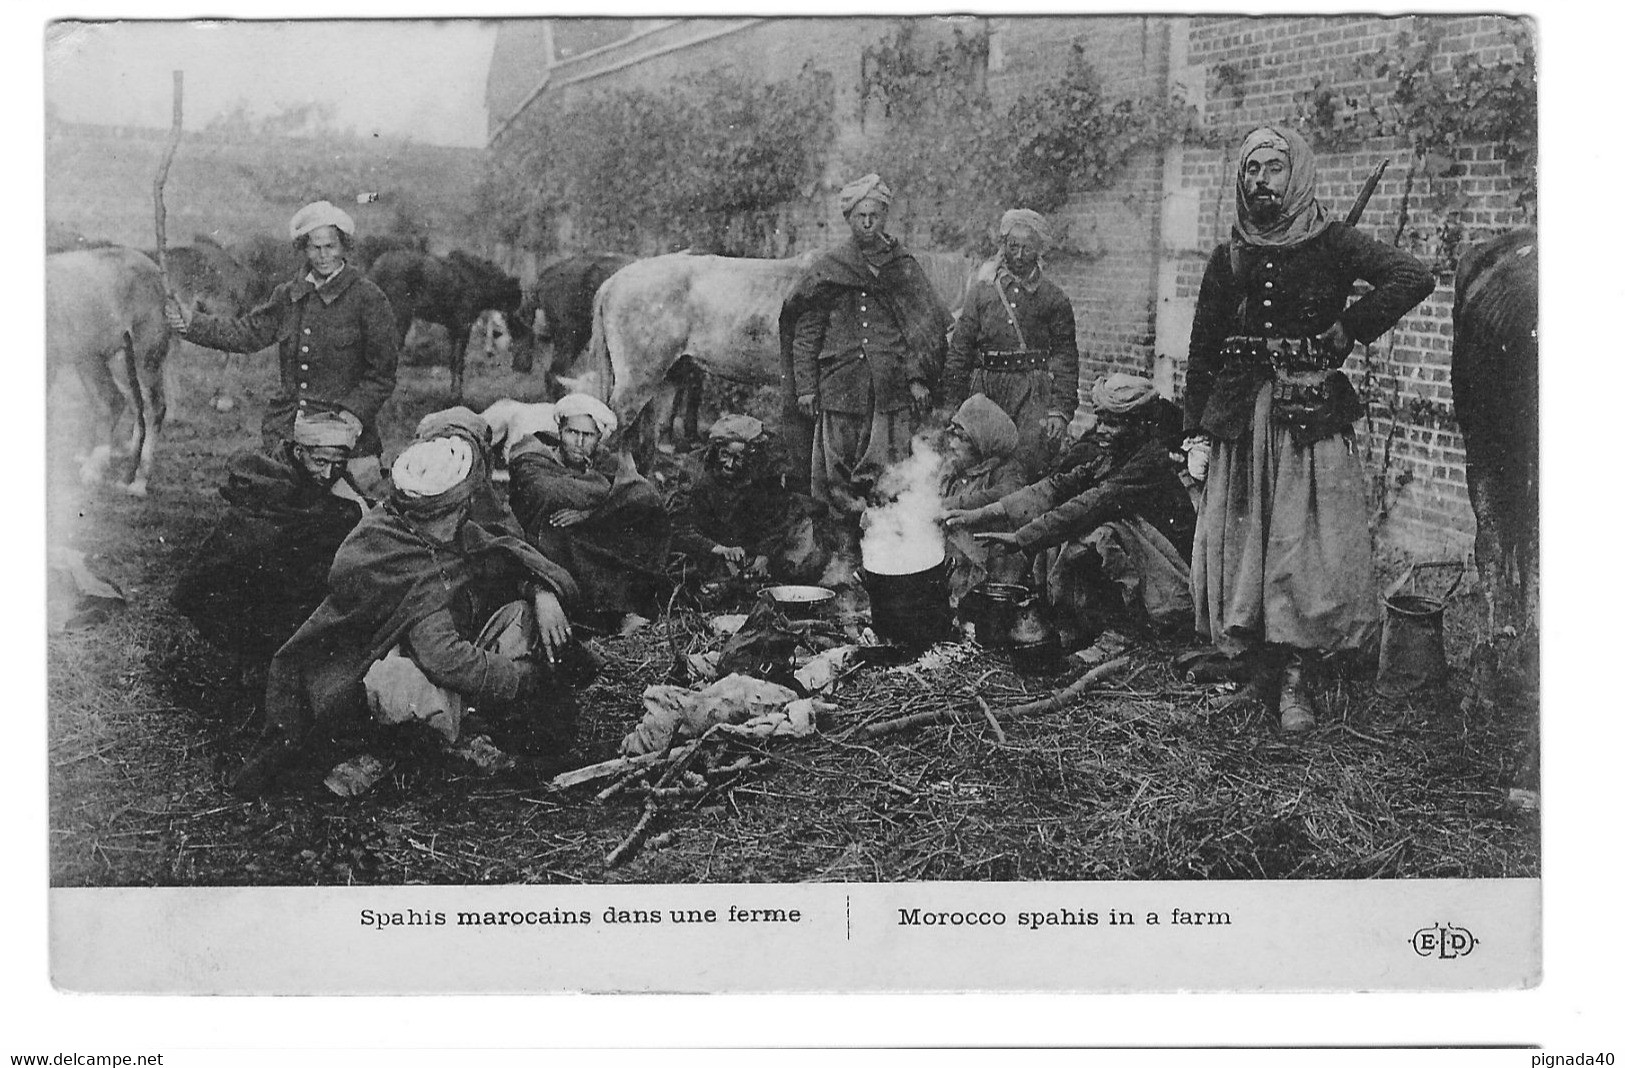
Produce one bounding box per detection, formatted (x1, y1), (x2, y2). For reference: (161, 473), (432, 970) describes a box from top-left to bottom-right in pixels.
(474, 64), (835, 257)
(858, 25), (1205, 251)
(1293, 17), (1536, 272)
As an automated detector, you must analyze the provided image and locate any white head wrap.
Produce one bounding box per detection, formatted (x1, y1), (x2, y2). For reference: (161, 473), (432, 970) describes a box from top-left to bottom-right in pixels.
(999, 208), (1052, 248)
(1090, 373), (1158, 415)
(292, 409), (360, 450)
(391, 437), (473, 498)
(290, 200), (357, 241)
(554, 393), (619, 438)
(839, 173), (893, 216)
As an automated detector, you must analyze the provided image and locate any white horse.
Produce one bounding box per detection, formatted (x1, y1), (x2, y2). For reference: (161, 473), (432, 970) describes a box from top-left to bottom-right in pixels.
(47, 247), (175, 497)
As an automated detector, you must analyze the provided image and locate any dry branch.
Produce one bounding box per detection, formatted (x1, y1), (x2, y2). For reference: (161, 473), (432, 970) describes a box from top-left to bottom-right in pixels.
(152, 71), (184, 288)
(858, 656), (1132, 738)
(604, 802), (658, 867)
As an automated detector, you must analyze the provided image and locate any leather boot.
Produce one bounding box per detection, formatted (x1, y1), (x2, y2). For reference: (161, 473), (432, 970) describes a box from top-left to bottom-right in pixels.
(1278, 651), (1319, 733)
(1213, 647), (1283, 712)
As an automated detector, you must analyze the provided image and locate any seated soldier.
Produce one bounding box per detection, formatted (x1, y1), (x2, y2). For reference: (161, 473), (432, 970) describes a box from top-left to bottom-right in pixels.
(507, 393), (672, 636)
(952, 373), (1195, 649)
(936, 394), (1027, 606)
(228, 426), (580, 798)
(667, 414), (835, 601)
(172, 409), (367, 698)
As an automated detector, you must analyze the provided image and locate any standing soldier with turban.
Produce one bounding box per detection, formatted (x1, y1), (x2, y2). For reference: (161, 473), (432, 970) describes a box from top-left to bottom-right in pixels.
(166, 200), (400, 492)
(1184, 126), (1433, 731)
(228, 414), (580, 797)
(780, 174), (953, 524)
(942, 208), (1080, 479)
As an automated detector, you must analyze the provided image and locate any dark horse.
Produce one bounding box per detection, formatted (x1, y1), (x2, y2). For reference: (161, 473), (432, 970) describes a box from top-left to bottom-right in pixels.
(1451, 227), (1538, 633)
(368, 249), (530, 402)
(516, 251), (701, 443)
(513, 252), (634, 384)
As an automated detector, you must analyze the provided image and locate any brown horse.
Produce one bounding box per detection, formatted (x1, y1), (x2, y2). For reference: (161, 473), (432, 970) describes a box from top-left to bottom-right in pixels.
(47, 247), (174, 496)
(1452, 228), (1538, 633)
(368, 249), (528, 403)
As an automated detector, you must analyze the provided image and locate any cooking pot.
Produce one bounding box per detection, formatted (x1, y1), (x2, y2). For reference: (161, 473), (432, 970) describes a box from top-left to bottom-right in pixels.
(861, 558), (953, 647)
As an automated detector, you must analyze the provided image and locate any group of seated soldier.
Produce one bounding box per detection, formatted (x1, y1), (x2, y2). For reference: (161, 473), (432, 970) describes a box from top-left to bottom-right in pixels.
(173, 373), (1197, 798)
(946, 373), (1196, 656)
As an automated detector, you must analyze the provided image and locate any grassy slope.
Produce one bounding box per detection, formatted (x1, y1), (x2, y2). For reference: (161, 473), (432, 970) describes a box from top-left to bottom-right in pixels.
(45, 123), (484, 250)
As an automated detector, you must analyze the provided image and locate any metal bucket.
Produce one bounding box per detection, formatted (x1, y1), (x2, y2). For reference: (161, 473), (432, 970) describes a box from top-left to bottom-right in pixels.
(862, 558), (953, 647)
(958, 582), (1030, 647)
(1375, 562), (1464, 697)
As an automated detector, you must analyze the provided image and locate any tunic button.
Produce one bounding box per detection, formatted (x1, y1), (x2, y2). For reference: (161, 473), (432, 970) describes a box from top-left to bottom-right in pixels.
(862, 322), (869, 328)
(1265, 262), (1274, 269)
(1263, 299), (1272, 307)
(300, 346), (310, 353)
(298, 399), (308, 407)
(303, 328), (311, 335)
(1265, 282), (1274, 289)
(1264, 322), (1274, 330)
(300, 363), (309, 371)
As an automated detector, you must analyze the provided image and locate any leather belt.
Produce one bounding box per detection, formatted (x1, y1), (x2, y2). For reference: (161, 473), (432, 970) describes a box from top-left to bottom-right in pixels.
(1220, 335), (1335, 375)
(977, 349), (1050, 372)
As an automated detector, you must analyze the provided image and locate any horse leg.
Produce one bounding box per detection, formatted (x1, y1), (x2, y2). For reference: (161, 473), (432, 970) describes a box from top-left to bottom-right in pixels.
(672, 357), (704, 444)
(76, 350), (125, 486)
(449, 316), (468, 404)
(125, 339), (169, 497)
(645, 379), (680, 457)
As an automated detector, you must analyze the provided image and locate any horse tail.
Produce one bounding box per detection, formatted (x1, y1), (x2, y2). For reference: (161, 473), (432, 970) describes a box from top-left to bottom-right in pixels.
(122, 327), (146, 473)
(585, 279), (615, 403)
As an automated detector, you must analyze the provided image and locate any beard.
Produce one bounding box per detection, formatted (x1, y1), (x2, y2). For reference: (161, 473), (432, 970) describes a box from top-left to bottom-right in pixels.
(1246, 189), (1284, 223)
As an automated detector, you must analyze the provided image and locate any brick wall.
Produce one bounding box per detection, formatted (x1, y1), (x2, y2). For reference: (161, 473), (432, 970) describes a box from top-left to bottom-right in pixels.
(486, 14), (1535, 557)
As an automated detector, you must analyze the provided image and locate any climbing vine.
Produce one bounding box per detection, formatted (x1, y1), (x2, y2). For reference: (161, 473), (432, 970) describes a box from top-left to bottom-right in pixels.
(1293, 16), (1536, 270)
(475, 64), (834, 257)
(858, 26), (1206, 251)
(1289, 16), (1532, 524)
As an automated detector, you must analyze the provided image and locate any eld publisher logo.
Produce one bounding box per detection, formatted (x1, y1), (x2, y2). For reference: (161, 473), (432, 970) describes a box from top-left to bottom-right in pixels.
(1411, 922), (1478, 959)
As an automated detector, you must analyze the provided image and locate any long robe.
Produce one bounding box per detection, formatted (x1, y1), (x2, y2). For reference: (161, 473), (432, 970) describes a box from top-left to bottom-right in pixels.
(1001, 414), (1195, 629)
(940, 394), (1026, 605)
(258, 493), (577, 743)
(779, 236), (951, 502)
(1185, 221), (1433, 655)
(172, 445), (362, 669)
(507, 439), (672, 620)
(668, 449), (832, 584)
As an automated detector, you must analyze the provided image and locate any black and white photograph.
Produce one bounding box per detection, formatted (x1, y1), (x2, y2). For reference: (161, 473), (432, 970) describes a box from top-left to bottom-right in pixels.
(40, 12), (1544, 995)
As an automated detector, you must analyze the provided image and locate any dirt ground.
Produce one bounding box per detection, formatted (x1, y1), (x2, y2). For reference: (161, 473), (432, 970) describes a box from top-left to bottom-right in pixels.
(46, 347), (1540, 886)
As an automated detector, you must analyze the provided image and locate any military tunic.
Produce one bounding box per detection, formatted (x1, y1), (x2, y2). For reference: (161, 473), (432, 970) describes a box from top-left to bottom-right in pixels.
(185, 264), (400, 457)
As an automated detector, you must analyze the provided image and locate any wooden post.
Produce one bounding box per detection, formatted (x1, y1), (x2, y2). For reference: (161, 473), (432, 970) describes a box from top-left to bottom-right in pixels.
(152, 70), (184, 291)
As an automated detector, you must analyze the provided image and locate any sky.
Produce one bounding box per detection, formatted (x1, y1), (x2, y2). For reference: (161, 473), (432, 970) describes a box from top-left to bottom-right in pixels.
(44, 19), (499, 147)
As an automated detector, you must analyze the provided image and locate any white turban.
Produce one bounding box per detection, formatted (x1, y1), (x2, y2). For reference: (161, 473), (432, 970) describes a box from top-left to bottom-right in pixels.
(391, 437), (473, 499)
(999, 208), (1052, 248)
(839, 173), (893, 216)
(554, 393), (618, 437)
(290, 200), (356, 241)
(1090, 373), (1158, 415)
